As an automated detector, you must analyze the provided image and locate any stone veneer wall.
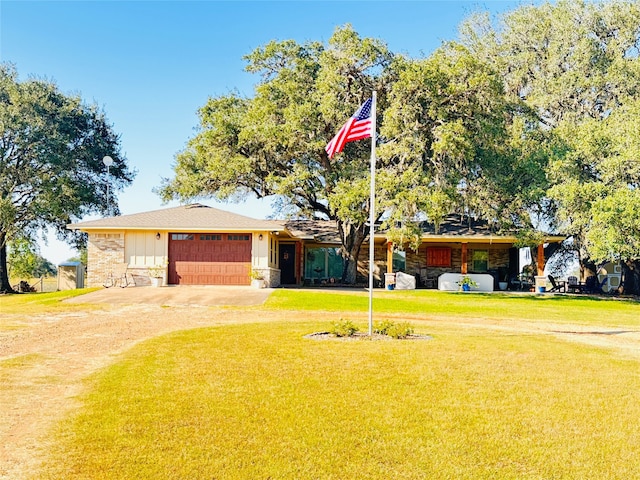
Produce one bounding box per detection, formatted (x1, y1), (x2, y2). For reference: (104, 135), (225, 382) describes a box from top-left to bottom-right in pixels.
(356, 245), (387, 286)
(87, 232), (125, 287)
(263, 267), (281, 288)
(357, 243), (512, 287)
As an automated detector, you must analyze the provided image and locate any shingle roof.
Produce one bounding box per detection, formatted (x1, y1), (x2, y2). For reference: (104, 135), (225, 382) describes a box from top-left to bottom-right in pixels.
(68, 204), (285, 231)
(284, 215), (517, 242)
(419, 214), (565, 242)
(69, 207), (564, 243)
(283, 219), (342, 243)
(420, 214), (505, 236)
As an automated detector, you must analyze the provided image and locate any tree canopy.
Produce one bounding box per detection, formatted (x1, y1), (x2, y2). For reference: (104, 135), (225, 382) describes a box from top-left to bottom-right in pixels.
(161, 26), (529, 283)
(163, 2), (640, 292)
(7, 237), (57, 279)
(461, 0), (640, 292)
(377, 44), (548, 248)
(161, 26), (397, 283)
(0, 63), (134, 292)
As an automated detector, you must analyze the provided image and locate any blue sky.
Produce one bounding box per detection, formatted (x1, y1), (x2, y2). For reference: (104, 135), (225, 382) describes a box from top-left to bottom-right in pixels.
(1, 0), (530, 264)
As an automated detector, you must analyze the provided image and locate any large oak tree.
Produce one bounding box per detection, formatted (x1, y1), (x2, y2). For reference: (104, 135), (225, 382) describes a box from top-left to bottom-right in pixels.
(377, 44), (548, 248)
(0, 64), (134, 292)
(462, 0), (640, 293)
(161, 26), (395, 283)
(161, 26), (529, 284)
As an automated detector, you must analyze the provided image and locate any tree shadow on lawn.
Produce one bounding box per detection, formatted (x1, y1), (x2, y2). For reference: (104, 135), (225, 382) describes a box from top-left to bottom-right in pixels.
(552, 329), (636, 335)
(472, 292), (640, 304)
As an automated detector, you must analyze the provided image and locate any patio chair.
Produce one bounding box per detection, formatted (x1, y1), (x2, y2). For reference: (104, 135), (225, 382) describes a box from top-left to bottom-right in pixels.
(419, 268), (436, 288)
(104, 263), (135, 288)
(583, 275), (608, 294)
(547, 275), (566, 293)
(567, 276), (585, 293)
(509, 273), (532, 291)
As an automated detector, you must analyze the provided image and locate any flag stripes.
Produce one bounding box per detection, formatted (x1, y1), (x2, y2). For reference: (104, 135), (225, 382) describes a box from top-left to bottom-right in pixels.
(325, 98), (372, 158)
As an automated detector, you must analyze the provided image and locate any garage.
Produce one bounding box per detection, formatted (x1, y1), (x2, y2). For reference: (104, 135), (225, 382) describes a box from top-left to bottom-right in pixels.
(168, 233), (252, 285)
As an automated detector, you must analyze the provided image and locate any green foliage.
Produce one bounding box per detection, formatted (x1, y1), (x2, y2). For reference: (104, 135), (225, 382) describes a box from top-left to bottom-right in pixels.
(386, 322), (414, 339)
(587, 188), (640, 262)
(250, 269), (265, 280)
(379, 42), (541, 241)
(7, 237), (56, 278)
(464, 0), (640, 127)
(329, 318), (359, 337)
(0, 63), (134, 292)
(160, 25), (394, 283)
(461, 0), (640, 293)
(7, 238), (38, 279)
(374, 319), (414, 339)
(457, 276), (478, 289)
(147, 261), (168, 278)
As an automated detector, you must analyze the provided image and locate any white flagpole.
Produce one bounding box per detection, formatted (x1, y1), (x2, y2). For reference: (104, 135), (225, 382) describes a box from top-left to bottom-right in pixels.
(368, 91), (377, 336)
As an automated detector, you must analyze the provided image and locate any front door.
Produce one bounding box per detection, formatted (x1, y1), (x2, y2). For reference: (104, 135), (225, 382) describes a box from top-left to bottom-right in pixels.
(279, 243), (296, 285)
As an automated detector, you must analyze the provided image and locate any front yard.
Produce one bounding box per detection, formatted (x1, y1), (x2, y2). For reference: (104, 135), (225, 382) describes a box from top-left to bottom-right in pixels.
(1, 289), (639, 479)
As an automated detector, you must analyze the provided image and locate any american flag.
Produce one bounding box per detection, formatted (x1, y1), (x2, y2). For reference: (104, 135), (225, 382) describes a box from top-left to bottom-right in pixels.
(325, 98), (373, 158)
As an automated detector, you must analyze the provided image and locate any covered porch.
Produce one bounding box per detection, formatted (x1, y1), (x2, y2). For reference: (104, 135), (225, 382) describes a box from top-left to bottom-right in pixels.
(377, 240), (562, 292)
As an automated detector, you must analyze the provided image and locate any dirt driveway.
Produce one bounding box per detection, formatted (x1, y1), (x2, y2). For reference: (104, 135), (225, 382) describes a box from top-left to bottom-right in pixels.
(63, 285), (274, 307)
(1, 289), (639, 479)
(0, 287), (273, 480)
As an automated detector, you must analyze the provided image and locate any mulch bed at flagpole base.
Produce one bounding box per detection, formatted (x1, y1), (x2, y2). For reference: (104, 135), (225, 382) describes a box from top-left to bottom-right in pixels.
(304, 332), (433, 341)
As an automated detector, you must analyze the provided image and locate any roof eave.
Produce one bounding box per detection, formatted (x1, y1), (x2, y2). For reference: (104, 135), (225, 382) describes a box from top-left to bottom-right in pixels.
(68, 225), (288, 232)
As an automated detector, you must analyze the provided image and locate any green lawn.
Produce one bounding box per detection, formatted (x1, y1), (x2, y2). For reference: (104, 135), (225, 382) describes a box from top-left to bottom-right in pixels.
(265, 289), (640, 327)
(0, 288), (101, 318)
(35, 290), (640, 480)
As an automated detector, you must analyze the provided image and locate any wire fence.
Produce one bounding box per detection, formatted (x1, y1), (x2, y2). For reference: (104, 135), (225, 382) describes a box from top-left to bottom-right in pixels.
(10, 277), (58, 293)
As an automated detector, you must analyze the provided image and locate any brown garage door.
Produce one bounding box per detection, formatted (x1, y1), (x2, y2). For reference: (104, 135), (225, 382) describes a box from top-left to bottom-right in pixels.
(168, 233), (252, 285)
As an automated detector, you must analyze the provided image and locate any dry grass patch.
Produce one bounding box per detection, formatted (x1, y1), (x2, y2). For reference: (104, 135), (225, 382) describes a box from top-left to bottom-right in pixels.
(37, 321), (640, 479)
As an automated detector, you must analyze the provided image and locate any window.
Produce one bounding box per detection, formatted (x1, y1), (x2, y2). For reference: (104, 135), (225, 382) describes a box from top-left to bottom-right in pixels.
(228, 234), (250, 241)
(305, 247), (344, 281)
(200, 234), (221, 241)
(472, 250), (488, 272)
(427, 247), (451, 267)
(392, 250), (406, 272)
(171, 234), (194, 241)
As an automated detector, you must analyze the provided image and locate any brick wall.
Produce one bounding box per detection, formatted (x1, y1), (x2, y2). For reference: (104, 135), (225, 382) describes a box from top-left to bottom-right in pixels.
(87, 232), (125, 287)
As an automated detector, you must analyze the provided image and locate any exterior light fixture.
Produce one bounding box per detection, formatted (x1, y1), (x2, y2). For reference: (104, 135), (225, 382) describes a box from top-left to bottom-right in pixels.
(259, 234), (263, 241)
(156, 232), (161, 240)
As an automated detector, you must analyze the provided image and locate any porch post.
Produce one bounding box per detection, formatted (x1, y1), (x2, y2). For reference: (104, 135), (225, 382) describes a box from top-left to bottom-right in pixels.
(296, 241), (302, 284)
(387, 242), (394, 273)
(537, 243), (545, 276)
(461, 243), (468, 275)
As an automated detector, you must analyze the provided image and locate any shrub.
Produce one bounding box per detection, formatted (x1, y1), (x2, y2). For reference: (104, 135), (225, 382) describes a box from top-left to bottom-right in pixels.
(375, 320), (414, 339)
(250, 269), (264, 280)
(330, 319), (359, 337)
(373, 320), (395, 335)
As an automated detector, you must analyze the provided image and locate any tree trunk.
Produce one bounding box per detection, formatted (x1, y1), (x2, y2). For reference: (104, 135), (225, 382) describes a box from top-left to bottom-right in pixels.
(621, 260), (640, 296)
(337, 220), (367, 284)
(0, 232), (16, 294)
(580, 258), (597, 281)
